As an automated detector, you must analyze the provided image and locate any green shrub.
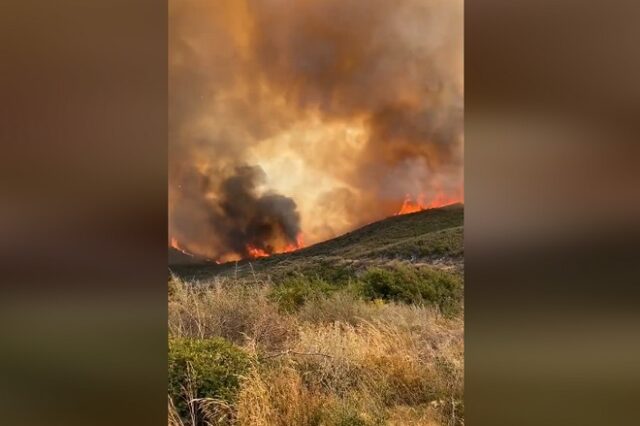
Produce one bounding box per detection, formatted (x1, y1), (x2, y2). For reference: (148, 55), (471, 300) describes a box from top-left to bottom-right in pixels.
(272, 259), (356, 285)
(416, 227), (463, 257)
(168, 337), (249, 422)
(368, 227), (463, 260)
(359, 265), (462, 315)
(269, 276), (340, 313)
(312, 260), (356, 283)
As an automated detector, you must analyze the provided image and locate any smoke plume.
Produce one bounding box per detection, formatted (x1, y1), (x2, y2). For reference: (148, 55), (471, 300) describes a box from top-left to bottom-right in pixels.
(169, 0), (463, 260)
(217, 165), (301, 257)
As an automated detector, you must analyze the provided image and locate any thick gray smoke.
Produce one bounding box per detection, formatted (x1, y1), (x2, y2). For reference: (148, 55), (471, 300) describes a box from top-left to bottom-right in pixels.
(171, 165), (300, 260)
(169, 0), (463, 259)
(217, 166), (301, 257)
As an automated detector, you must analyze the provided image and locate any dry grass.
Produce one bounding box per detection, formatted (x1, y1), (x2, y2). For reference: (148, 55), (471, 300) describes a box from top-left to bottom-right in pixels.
(169, 276), (295, 351)
(169, 274), (463, 426)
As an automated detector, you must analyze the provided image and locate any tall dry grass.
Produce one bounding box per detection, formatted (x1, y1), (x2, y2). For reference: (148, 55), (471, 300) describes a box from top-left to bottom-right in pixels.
(169, 276), (295, 351)
(169, 274), (463, 426)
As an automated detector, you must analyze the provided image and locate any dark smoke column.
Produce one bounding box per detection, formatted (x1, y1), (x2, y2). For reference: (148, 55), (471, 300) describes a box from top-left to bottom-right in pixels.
(217, 165), (302, 258)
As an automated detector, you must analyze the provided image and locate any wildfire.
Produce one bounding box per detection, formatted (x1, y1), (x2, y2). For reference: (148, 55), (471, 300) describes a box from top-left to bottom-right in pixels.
(170, 237), (193, 256)
(395, 192), (462, 216)
(246, 245), (269, 258)
(245, 234), (305, 259)
(283, 234), (305, 253)
(170, 237), (221, 264)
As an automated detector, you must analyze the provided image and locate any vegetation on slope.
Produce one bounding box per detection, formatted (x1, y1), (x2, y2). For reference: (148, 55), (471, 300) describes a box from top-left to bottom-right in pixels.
(169, 276), (463, 426)
(171, 204), (463, 282)
(168, 205), (464, 425)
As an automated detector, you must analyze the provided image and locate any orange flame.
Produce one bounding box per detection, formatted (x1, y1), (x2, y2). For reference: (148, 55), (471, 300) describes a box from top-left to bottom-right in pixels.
(245, 233), (305, 259)
(395, 192), (462, 216)
(246, 245), (269, 258)
(170, 237), (221, 264)
(170, 237), (194, 256)
(282, 234), (305, 253)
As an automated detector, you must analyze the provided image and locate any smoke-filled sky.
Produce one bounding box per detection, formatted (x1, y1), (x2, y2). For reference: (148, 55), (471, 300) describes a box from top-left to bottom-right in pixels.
(169, 0), (463, 261)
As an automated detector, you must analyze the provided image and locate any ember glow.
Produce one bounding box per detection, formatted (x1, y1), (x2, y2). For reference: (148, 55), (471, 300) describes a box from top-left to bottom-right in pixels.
(395, 192), (463, 216)
(169, 0), (463, 262)
(246, 233), (304, 259)
(170, 237), (193, 257)
(246, 245), (269, 259)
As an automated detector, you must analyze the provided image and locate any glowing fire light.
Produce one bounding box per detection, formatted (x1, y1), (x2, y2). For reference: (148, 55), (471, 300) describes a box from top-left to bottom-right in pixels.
(170, 237), (193, 256)
(170, 237), (220, 264)
(246, 245), (269, 258)
(283, 234), (304, 253)
(245, 234), (305, 259)
(395, 193), (462, 216)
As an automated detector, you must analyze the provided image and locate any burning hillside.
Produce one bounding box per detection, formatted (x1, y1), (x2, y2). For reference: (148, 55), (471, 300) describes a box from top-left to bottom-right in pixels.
(169, 190), (461, 263)
(169, 203), (464, 272)
(395, 191), (464, 216)
(169, 0), (463, 261)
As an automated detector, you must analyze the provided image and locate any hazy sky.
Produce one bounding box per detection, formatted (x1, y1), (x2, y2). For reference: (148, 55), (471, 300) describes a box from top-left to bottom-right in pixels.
(169, 0), (463, 260)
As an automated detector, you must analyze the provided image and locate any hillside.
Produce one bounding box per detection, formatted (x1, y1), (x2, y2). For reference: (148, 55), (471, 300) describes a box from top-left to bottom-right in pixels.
(168, 247), (207, 265)
(170, 203), (463, 281)
(169, 203), (464, 425)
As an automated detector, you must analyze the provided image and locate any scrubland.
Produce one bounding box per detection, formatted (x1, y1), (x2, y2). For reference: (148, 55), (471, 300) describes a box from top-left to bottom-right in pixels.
(169, 206), (464, 425)
(168, 263), (463, 426)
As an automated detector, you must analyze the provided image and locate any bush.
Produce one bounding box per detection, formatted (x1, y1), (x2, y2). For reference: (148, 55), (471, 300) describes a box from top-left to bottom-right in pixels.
(168, 337), (250, 422)
(359, 265), (462, 315)
(369, 227), (463, 260)
(416, 227), (463, 257)
(269, 276), (340, 313)
(271, 258), (356, 286)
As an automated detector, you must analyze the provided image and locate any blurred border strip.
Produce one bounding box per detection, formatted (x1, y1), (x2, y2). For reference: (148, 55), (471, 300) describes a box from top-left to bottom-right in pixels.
(466, 0), (640, 425)
(0, 1), (168, 425)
